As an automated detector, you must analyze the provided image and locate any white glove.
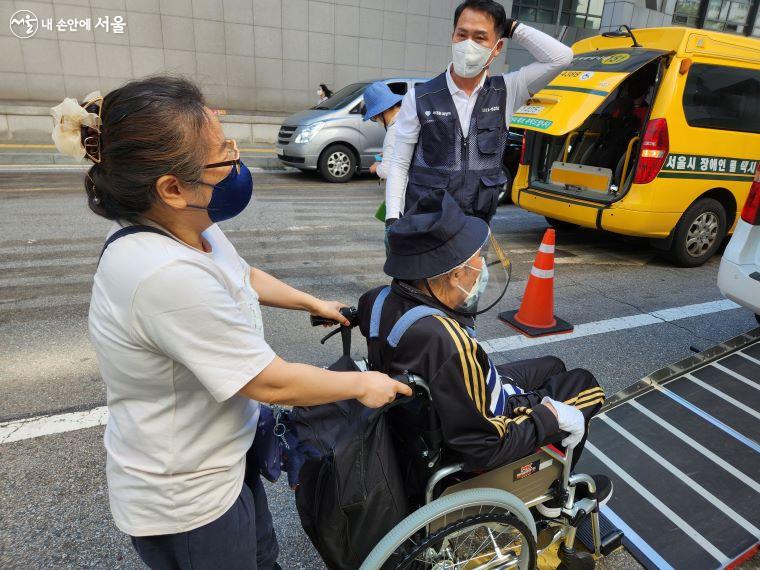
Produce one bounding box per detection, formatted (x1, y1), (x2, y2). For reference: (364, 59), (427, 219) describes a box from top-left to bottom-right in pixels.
(542, 396), (585, 449)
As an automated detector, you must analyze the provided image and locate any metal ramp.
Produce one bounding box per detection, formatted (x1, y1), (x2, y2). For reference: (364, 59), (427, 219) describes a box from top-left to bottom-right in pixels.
(578, 328), (760, 569)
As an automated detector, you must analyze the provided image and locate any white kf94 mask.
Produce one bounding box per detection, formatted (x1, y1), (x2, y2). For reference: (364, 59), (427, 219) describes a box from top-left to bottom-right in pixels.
(451, 38), (503, 78)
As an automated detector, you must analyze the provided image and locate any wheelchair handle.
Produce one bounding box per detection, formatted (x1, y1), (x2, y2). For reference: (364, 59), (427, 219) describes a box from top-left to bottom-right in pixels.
(310, 306), (358, 328)
(392, 373), (431, 398)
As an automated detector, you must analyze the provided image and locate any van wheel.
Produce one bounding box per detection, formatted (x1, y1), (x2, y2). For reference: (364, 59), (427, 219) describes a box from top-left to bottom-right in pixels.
(319, 144), (356, 183)
(666, 198), (727, 267)
(545, 217), (578, 231)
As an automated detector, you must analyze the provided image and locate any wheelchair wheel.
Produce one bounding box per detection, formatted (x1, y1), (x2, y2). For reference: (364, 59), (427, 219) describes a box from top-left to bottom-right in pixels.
(361, 488), (537, 570)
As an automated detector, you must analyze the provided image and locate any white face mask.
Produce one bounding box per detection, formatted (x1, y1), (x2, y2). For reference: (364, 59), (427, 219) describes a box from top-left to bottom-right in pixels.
(451, 38), (502, 78)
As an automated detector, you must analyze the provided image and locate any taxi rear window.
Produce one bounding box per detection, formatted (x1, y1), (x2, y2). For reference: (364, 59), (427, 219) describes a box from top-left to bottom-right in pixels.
(565, 49), (667, 73)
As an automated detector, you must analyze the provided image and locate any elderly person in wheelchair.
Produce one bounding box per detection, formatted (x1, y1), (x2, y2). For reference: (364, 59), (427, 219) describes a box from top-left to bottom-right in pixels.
(355, 190), (614, 568)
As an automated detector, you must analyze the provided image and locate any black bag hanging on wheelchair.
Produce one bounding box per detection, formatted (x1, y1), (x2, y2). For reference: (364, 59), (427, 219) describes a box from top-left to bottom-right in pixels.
(291, 341), (409, 569)
(292, 289), (464, 568)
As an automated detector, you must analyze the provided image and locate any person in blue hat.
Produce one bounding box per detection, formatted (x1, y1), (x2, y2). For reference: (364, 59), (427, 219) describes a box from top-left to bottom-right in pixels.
(362, 81), (403, 181)
(357, 190), (612, 516)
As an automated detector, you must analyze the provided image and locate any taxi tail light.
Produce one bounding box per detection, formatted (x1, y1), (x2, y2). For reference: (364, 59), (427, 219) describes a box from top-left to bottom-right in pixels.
(519, 136), (527, 164)
(633, 118), (669, 185)
(741, 163), (760, 225)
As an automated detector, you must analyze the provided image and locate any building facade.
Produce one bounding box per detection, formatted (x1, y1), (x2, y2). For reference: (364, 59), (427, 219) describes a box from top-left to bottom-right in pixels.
(1, 0), (758, 115)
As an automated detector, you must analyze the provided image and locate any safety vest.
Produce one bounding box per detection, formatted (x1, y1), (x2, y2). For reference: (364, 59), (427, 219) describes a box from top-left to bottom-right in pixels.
(406, 72), (509, 222)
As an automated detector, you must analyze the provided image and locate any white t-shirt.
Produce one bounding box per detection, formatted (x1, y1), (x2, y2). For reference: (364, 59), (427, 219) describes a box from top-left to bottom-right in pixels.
(88, 221), (276, 537)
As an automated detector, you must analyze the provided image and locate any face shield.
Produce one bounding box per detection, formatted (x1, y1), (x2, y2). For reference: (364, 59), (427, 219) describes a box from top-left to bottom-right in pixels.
(424, 233), (511, 317)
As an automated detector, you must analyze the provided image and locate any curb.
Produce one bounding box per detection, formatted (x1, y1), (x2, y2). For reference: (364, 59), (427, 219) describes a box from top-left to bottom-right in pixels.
(0, 164), (300, 174)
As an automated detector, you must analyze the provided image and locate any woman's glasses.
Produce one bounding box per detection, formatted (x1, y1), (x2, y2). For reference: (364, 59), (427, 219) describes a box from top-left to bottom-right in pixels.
(204, 139), (241, 174)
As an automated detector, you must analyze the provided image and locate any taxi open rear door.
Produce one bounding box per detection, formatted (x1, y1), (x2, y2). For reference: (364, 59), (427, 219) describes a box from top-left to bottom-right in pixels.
(510, 48), (670, 136)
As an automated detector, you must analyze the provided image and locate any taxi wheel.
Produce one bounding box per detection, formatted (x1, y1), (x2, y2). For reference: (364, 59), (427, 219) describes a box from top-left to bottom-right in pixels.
(666, 198), (727, 267)
(319, 144), (356, 183)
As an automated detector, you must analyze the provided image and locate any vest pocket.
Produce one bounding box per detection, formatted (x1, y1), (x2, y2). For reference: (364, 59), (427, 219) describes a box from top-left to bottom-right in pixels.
(420, 118), (454, 167)
(406, 170), (450, 212)
(475, 171), (508, 220)
(476, 127), (500, 155)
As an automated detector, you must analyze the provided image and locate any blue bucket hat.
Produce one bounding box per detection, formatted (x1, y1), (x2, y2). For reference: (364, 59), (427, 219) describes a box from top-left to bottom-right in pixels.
(384, 190), (489, 281)
(362, 82), (403, 122)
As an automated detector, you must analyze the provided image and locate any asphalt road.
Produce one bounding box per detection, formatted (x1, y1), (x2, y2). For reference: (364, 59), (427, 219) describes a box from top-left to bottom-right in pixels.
(1, 170), (757, 569)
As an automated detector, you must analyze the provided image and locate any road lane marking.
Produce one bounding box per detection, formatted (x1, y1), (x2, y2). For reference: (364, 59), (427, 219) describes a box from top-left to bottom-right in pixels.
(0, 298), (744, 445)
(481, 299), (740, 354)
(0, 407), (107, 444)
(0, 165), (295, 174)
(0, 144), (276, 153)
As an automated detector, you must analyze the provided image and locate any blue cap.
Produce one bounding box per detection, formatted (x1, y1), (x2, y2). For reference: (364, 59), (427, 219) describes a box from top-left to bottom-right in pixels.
(362, 81), (403, 122)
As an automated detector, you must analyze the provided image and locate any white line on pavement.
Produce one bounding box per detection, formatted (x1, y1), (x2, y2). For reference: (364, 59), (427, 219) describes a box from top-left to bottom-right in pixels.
(0, 165), (298, 174)
(0, 406), (108, 444)
(0, 298), (743, 445)
(481, 299), (741, 354)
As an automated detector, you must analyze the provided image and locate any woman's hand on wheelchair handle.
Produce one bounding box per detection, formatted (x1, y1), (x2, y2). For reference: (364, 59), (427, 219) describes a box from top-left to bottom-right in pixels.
(310, 299), (351, 326)
(356, 371), (413, 408)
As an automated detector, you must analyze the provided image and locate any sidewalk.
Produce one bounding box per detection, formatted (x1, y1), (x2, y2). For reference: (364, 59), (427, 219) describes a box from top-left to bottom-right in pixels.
(0, 142), (285, 172)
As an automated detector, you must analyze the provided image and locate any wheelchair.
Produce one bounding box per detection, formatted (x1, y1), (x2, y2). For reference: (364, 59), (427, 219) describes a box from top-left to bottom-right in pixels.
(312, 308), (622, 570)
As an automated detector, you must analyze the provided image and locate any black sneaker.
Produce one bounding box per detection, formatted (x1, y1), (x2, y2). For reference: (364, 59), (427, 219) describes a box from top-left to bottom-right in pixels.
(536, 474), (613, 518)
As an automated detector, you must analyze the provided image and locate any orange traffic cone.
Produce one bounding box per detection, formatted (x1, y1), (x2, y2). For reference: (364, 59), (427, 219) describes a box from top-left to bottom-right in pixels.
(499, 228), (574, 337)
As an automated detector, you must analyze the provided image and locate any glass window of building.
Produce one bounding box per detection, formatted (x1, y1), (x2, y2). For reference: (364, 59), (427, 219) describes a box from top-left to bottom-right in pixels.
(673, 0), (702, 25)
(511, 0), (604, 28)
(702, 0), (752, 32)
(750, 3), (760, 34)
(673, 0), (759, 34)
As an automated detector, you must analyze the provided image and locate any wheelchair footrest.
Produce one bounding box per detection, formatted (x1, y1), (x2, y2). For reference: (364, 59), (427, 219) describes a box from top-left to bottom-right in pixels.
(576, 512), (624, 556)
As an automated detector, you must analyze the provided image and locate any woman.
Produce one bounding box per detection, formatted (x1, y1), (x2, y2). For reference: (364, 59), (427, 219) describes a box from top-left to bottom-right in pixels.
(50, 76), (410, 570)
(317, 83), (332, 103)
(362, 81), (402, 181)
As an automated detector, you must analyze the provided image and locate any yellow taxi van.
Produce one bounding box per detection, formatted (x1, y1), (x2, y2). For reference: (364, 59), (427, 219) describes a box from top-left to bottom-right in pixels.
(510, 26), (760, 266)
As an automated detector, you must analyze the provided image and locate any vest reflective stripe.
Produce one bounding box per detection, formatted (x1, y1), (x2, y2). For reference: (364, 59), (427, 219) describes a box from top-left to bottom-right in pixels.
(405, 71), (508, 222)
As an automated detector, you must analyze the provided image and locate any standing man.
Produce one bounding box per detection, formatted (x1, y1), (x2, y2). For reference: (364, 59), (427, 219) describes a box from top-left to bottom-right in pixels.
(385, 0), (574, 225)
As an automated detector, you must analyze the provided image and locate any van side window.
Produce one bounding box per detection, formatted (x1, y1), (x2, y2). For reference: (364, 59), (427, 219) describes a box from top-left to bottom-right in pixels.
(683, 64), (760, 134)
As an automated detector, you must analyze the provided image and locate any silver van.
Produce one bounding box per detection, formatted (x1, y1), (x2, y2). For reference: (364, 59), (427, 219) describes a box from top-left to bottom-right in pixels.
(276, 77), (428, 183)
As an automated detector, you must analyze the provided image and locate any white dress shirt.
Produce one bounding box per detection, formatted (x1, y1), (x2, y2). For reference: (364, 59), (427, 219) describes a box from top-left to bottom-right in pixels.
(376, 116), (397, 180)
(385, 24), (574, 220)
